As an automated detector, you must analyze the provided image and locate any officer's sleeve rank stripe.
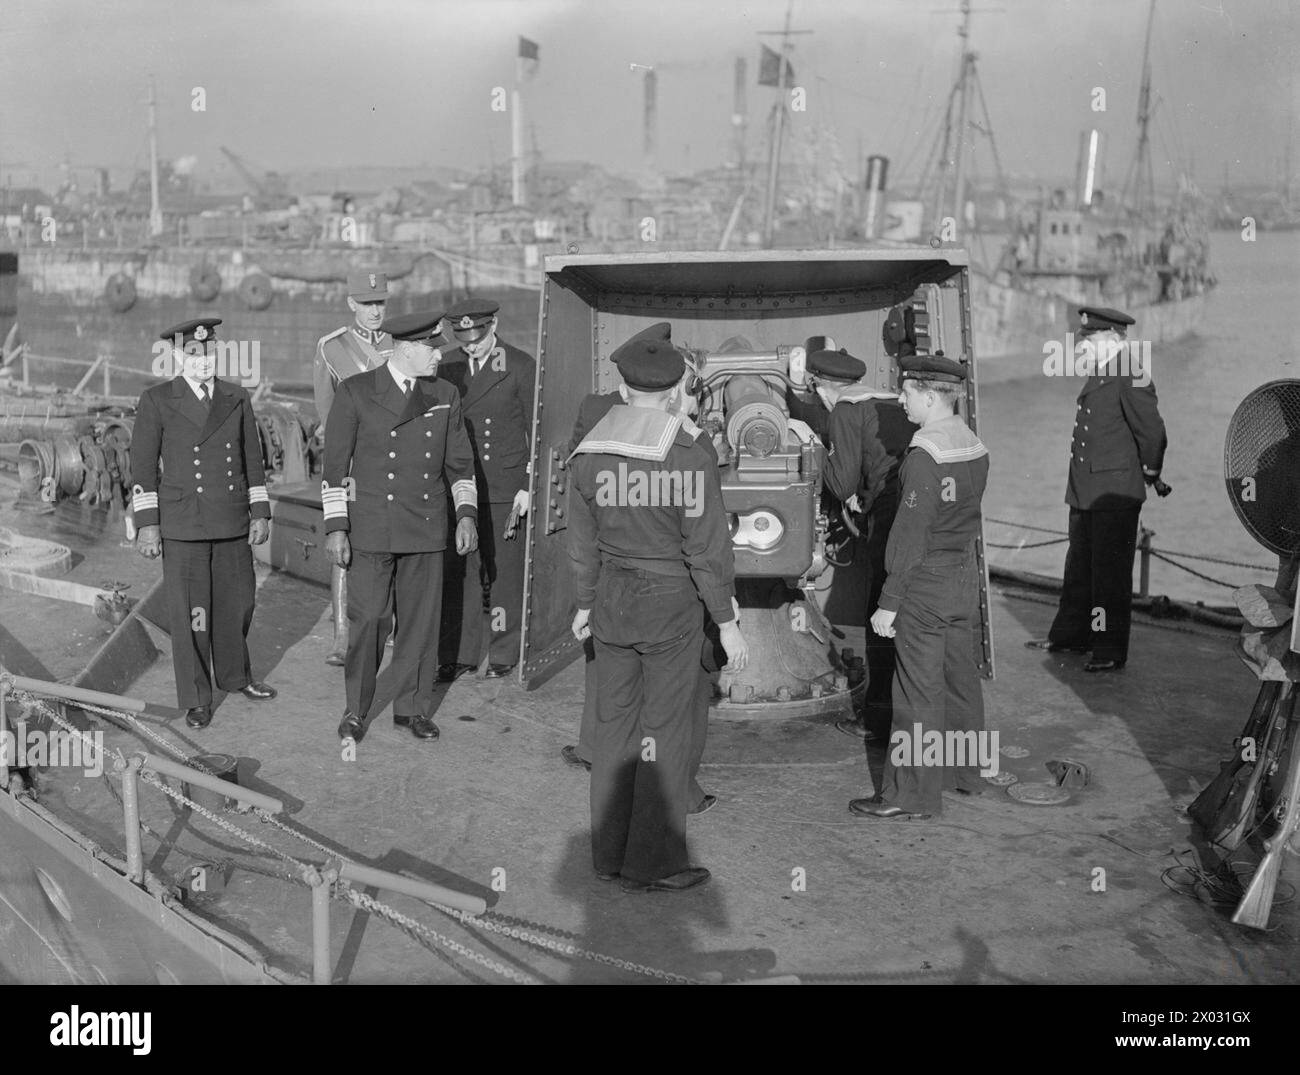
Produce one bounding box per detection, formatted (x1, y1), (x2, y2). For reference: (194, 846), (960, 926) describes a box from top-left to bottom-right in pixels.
(451, 478), (477, 509)
(132, 491), (159, 511)
(320, 486), (350, 521)
(248, 485), (270, 505)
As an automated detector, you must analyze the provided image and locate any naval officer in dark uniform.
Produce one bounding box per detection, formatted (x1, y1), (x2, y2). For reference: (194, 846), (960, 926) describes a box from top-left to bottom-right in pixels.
(851, 354), (989, 820)
(313, 270), (393, 666)
(568, 333), (746, 893)
(1026, 306), (1167, 672)
(814, 346), (918, 741)
(132, 317), (276, 729)
(322, 311), (478, 744)
(436, 298), (537, 680)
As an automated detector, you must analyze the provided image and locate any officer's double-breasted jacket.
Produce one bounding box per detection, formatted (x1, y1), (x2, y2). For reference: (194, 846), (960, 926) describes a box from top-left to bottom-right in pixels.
(1065, 371), (1167, 511)
(130, 377), (270, 541)
(321, 366), (477, 554)
(439, 339), (536, 505)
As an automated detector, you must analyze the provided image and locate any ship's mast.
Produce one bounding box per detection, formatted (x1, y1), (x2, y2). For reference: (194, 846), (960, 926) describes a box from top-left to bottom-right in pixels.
(758, 1), (810, 248)
(147, 77), (163, 238)
(1132, 0), (1157, 221)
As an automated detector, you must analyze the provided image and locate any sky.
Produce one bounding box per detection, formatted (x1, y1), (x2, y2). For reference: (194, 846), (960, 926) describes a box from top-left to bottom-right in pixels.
(0, 0), (1296, 194)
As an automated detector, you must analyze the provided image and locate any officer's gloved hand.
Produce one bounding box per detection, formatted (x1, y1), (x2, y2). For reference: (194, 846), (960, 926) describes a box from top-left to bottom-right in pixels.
(248, 518), (269, 546)
(136, 524), (162, 560)
(325, 531), (351, 568)
(512, 489), (531, 516)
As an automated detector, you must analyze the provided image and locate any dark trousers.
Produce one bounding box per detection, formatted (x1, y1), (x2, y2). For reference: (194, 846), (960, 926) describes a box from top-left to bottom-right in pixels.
(577, 635), (710, 807)
(346, 549), (443, 719)
(879, 556), (985, 815)
(1049, 506), (1140, 662)
(162, 536), (255, 708)
(590, 568), (706, 883)
(862, 500), (899, 737)
(439, 500), (526, 667)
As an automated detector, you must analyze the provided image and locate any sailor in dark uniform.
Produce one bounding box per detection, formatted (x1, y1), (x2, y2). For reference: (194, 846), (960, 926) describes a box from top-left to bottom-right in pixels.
(558, 323), (718, 814)
(1025, 306), (1167, 672)
(814, 347), (918, 741)
(851, 354), (989, 820)
(313, 271), (393, 666)
(322, 311), (478, 744)
(567, 333), (746, 893)
(437, 298), (537, 680)
(131, 317), (277, 729)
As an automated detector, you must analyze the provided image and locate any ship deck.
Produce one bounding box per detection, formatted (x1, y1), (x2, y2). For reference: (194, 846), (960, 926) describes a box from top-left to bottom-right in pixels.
(1, 492), (1297, 985)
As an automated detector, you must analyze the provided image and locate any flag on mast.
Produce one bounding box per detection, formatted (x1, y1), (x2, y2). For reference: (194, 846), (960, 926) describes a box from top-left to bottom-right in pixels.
(757, 44), (794, 88)
(518, 36), (540, 82)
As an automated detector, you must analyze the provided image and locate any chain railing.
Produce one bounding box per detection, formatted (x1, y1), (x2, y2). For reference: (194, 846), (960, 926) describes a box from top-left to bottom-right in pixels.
(985, 514), (1276, 596)
(0, 671), (708, 986)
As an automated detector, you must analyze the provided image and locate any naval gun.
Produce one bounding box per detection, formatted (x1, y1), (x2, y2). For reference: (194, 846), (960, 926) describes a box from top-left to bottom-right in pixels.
(520, 249), (994, 719)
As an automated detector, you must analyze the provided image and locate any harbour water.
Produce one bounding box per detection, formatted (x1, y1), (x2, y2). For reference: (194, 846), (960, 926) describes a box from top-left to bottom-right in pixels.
(979, 229), (1300, 607)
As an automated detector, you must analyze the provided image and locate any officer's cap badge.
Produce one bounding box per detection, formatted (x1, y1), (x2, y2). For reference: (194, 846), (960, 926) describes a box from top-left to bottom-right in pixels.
(459, 316), (474, 330)
(194, 324), (208, 342)
(369, 274), (377, 289)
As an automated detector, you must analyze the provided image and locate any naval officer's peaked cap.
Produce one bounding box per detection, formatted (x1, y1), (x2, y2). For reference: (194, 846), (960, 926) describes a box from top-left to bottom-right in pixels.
(161, 317), (222, 343)
(808, 347), (867, 383)
(381, 311), (446, 342)
(899, 351), (968, 384)
(446, 298), (501, 338)
(1077, 306), (1135, 336)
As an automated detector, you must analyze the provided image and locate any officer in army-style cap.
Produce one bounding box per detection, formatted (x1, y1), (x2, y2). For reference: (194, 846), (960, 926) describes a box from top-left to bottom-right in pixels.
(313, 270), (393, 665)
(850, 352), (989, 820)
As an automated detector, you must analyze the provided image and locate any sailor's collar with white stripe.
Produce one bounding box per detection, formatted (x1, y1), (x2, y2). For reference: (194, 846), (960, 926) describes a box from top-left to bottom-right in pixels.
(909, 414), (988, 464)
(568, 405), (698, 463)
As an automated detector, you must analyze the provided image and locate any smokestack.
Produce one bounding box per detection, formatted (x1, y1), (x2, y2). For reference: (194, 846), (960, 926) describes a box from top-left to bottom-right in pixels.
(1076, 128), (1103, 208)
(863, 155), (889, 239)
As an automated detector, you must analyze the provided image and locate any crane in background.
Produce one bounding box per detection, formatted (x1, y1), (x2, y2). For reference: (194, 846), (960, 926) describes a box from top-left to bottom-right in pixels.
(219, 146), (293, 210)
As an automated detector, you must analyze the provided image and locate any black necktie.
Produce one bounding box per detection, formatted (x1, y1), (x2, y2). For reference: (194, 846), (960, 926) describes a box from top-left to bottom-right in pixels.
(200, 383), (211, 408)
(401, 379), (411, 396)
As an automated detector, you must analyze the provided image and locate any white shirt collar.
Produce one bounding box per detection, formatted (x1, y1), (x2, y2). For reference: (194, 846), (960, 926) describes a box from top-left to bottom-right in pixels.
(465, 332), (498, 371)
(387, 362), (413, 393)
(182, 373), (215, 399)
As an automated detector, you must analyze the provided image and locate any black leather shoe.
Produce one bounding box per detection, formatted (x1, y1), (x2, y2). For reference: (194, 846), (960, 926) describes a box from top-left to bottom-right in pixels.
(1084, 658), (1126, 673)
(240, 681), (277, 700)
(437, 663), (472, 683)
(1025, 639), (1089, 653)
(185, 705), (212, 729)
(620, 867), (711, 893)
(848, 796), (932, 820)
(835, 717), (868, 739)
(689, 794), (718, 815)
(337, 712), (364, 741)
(561, 745), (592, 771)
(484, 663), (515, 679)
(410, 715), (440, 740)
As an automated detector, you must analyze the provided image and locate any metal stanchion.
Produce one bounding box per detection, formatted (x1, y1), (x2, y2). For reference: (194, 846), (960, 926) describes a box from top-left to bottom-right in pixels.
(307, 866), (337, 984)
(118, 755), (143, 883)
